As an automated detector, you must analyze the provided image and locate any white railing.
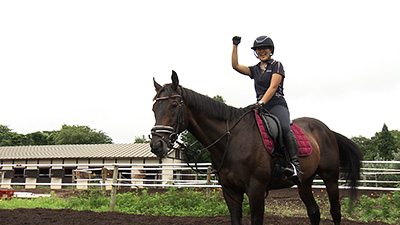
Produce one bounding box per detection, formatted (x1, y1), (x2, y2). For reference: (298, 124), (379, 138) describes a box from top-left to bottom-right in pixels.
(309, 161), (400, 191)
(1, 161), (399, 190)
(0, 163), (219, 189)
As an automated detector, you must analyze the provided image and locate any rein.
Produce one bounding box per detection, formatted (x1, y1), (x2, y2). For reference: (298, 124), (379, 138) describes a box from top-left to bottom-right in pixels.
(176, 109), (254, 206)
(179, 109), (253, 174)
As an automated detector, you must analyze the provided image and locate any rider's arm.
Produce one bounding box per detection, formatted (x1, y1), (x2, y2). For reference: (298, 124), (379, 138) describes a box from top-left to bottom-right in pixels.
(232, 43), (251, 76)
(259, 73), (282, 104)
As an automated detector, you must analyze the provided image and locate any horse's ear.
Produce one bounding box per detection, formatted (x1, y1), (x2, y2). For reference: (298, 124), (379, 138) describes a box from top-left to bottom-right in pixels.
(153, 77), (162, 92)
(171, 70), (179, 90)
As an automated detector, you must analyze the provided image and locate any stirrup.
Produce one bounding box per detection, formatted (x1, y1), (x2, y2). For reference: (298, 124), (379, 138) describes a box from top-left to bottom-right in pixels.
(284, 163), (302, 183)
(283, 163), (297, 176)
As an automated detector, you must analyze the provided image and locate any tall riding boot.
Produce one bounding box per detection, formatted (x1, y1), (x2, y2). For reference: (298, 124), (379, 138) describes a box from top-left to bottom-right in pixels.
(283, 130), (302, 183)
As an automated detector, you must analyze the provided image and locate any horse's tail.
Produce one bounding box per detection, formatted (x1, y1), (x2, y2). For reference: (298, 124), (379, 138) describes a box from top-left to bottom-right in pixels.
(333, 131), (363, 201)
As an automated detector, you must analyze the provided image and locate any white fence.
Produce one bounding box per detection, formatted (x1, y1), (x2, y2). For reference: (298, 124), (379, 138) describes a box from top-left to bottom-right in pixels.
(0, 163), (219, 189)
(1, 161), (400, 191)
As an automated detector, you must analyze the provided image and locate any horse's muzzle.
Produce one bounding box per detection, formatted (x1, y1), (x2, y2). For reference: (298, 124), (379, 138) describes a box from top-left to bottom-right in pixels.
(150, 136), (170, 158)
(150, 125), (175, 158)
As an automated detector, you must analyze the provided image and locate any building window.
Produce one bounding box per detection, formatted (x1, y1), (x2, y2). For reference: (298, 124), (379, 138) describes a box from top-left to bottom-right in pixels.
(63, 167), (75, 184)
(14, 168), (24, 178)
(64, 168), (74, 177)
(119, 168), (132, 184)
(144, 166), (161, 185)
(37, 168), (51, 184)
(39, 168), (50, 178)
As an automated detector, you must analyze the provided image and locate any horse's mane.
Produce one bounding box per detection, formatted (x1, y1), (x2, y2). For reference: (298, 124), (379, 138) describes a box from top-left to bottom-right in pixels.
(183, 87), (255, 121)
(155, 83), (255, 121)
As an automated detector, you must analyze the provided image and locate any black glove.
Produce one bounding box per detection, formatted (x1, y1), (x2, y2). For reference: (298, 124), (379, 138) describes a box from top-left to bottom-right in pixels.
(232, 36), (241, 45)
(250, 103), (263, 112)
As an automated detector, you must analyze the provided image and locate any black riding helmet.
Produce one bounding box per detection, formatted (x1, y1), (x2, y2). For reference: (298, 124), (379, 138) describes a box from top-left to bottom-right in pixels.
(251, 36), (274, 55)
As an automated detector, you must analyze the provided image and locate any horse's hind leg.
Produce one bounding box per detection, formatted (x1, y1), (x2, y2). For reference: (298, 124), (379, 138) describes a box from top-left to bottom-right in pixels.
(298, 179), (320, 225)
(320, 173), (341, 225)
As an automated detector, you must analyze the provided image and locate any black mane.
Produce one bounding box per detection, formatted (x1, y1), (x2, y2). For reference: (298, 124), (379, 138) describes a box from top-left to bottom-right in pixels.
(183, 87), (255, 121)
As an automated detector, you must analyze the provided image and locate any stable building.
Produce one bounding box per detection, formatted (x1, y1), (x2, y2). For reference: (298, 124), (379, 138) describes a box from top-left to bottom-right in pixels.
(0, 143), (183, 189)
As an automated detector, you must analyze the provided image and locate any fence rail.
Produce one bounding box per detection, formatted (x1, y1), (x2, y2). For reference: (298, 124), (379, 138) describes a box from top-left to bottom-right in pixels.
(1, 161), (399, 190)
(2, 161), (399, 211)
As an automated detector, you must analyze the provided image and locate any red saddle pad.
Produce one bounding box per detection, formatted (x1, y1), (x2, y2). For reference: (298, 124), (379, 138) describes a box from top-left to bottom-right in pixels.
(254, 111), (312, 157)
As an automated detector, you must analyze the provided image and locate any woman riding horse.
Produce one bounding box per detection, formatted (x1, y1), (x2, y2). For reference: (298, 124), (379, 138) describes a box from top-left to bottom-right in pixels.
(150, 72), (362, 225)
(232, 35), (301, 183)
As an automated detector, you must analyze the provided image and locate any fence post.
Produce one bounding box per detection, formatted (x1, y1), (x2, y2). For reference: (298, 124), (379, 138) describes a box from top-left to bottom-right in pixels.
(206, 166), (211, 185)
(110, 165), (119, 212)
(72, 170), (76, 190)
(101, 167), (107, 191)
(363, 173), (366, 187)
(88, 172), (92, 190)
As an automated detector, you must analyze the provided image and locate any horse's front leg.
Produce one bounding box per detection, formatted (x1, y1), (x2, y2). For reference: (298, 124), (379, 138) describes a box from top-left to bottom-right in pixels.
(248, 182), (267, 225)
(222, 187), (244, 225)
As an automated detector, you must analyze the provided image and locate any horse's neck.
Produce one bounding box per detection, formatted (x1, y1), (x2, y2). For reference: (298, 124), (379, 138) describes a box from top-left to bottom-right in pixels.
(183, 89), (247, 158)
(186, 108), (228, 151)
(187, 113), (225, 142)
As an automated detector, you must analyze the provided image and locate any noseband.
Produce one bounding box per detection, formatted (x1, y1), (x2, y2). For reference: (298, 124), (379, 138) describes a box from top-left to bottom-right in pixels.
(151, 87), (185, 148)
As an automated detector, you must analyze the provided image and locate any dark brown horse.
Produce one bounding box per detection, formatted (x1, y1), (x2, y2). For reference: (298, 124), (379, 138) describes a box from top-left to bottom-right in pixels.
(150, 71), (362, 225)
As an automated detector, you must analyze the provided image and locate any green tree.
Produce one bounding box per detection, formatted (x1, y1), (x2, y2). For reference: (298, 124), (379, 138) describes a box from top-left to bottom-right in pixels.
(372, 124), (397, 160)
(390, 130), (400, 153)
(352, 125), (400, 161)
(0, 125), (29, 146)
(351, 136), (376, 161)
(134, 135), (150, 143)
(213, 95), (226, 103)
(0, 125), (13, 146)
(53, 125), (113, 145)
(180, 130), (210, 163)
(26, 131), (55, 145)
(0, 125), (12, 134)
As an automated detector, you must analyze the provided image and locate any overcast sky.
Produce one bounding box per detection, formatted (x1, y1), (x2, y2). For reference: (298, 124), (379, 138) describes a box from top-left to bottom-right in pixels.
(1, 0), (399, 144)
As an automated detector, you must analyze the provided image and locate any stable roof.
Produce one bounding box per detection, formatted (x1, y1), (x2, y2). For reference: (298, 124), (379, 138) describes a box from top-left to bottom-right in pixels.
(0, 143), (157, 160)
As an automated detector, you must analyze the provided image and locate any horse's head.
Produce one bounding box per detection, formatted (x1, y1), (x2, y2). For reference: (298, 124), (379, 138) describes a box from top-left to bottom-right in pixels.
(150, 71), (188, 158)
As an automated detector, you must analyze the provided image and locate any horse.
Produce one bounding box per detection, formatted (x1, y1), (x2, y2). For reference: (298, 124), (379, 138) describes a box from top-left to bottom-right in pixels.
(150, 71), (362, 225)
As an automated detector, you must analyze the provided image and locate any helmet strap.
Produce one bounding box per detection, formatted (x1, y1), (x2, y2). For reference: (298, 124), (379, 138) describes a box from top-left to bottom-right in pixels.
(253, 51), (258, 59)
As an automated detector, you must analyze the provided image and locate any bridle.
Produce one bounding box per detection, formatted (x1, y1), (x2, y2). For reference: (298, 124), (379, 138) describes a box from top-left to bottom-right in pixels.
(151, 86), (185, 149)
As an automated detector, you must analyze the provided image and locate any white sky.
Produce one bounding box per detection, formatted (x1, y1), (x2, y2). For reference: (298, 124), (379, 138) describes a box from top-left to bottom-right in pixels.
(1, 0), (399, 144)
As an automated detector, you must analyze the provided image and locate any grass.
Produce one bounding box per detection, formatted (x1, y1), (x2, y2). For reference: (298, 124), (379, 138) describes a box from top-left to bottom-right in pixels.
(114, 188), (235, 216)
(0, 191), (68, 210)
(342, 191), (400, 224)
(1, 187), (399, 224)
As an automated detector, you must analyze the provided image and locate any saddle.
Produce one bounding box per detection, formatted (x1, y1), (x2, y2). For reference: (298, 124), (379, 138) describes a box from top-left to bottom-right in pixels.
(254, 109), (312, 190)
(255, 109), (285, 157)
(254, 109), (312, 157)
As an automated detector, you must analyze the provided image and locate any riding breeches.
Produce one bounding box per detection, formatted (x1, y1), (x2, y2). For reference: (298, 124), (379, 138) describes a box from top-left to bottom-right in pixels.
(263, 104), (291, 135)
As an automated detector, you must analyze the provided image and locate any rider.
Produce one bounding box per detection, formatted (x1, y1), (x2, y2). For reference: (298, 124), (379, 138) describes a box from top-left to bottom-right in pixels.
(231, 35), (302, 183)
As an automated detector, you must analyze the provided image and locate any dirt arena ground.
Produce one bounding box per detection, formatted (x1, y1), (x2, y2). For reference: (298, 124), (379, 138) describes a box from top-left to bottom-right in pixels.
(0, 188), (390, 225)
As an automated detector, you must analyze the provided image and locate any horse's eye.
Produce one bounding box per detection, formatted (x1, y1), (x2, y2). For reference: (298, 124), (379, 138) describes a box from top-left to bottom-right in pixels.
(171, 102), (178, 108)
